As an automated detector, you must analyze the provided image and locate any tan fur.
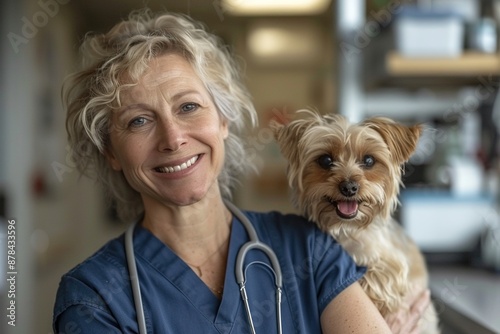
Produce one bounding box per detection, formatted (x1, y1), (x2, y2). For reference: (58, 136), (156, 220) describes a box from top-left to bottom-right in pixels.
(271, 110), (440, 333)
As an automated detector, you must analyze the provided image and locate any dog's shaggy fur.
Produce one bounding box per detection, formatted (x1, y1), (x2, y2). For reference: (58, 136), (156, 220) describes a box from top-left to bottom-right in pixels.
(272, 110), (439, 333)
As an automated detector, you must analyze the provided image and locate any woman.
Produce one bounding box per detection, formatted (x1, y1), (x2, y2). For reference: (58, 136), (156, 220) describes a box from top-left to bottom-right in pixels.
(53, 10), (430, 333)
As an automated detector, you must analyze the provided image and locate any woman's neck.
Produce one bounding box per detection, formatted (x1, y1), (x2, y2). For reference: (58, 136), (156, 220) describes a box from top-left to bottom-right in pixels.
(140, 194), (232, 260)
(140, 193), (233, 299)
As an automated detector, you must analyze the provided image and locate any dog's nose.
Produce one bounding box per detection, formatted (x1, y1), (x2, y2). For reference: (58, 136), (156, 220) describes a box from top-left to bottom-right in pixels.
(339, 180), (359, 197)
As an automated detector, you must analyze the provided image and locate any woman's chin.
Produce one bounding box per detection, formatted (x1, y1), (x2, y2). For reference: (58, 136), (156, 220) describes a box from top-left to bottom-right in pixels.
(144, 186), (219, 209)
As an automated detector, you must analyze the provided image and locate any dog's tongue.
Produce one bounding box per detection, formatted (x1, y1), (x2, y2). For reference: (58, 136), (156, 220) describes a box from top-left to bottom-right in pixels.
(337, 201), (358, 216)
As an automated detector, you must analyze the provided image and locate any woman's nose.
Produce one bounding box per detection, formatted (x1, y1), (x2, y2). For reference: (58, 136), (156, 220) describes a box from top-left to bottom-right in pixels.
(157, 118), (187, 152)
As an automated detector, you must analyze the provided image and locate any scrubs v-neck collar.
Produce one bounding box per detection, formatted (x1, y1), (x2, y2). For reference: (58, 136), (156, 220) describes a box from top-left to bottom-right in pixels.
(133, 214), (249, 331)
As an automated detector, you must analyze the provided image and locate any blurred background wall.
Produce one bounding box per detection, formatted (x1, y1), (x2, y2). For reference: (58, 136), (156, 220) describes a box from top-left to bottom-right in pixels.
(0, 0), (499, 333)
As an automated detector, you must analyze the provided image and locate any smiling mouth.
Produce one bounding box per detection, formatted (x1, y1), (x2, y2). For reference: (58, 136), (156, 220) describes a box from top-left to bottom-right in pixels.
(326, 196), (359, 219)
(154, 155), (200, 173)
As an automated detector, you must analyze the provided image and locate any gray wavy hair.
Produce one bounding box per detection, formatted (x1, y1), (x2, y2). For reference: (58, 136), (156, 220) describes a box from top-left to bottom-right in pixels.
(64, 10), (257, 222)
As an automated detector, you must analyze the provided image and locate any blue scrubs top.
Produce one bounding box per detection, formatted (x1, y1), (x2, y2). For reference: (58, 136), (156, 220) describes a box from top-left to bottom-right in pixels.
(53, 210), (365, 333)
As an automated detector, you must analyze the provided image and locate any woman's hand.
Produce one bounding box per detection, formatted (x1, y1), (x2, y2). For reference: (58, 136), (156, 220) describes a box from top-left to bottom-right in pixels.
(385, 289), (431, 334)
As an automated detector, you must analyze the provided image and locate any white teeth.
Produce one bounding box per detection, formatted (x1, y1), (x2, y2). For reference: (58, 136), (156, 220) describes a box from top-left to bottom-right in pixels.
(156, 155), (199, 173)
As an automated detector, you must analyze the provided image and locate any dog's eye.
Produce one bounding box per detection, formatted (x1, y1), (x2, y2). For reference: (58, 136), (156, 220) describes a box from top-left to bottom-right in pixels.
(362, 155), (375, 168)
(317, 154), (334, 169)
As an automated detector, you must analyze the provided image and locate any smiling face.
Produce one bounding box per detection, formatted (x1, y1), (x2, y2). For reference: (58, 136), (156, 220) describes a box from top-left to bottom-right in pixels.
(105, 53), (229, 209)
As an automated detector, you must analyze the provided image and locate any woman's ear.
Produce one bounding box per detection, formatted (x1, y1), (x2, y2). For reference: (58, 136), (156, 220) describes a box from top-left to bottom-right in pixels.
(221, 118), (229, 140)
(104, 148), (122, 171)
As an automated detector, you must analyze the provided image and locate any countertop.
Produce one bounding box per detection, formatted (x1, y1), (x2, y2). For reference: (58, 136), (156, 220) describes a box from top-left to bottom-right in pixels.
(429, 265), (500, 334)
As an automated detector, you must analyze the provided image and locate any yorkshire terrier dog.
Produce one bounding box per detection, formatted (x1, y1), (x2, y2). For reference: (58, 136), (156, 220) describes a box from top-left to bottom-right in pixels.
(272, 110), (439, 333)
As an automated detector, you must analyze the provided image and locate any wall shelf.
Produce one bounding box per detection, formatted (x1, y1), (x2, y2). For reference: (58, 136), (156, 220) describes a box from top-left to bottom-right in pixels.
(386, 51), (500, 77)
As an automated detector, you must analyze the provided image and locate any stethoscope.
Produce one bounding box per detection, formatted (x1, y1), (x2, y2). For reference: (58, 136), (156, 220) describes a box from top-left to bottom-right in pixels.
(125, 200), (283, 334)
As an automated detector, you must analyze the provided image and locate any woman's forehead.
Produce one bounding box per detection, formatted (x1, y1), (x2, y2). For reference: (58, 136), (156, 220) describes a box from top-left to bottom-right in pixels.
(117, 54), (208, 106)
(141, 54), (198, 86)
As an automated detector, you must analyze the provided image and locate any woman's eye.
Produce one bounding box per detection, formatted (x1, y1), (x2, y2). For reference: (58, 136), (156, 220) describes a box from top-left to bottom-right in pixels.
(129, 117), (147, 128)
(317, 154), (334, 170)
(362, 155), (375, 168)
(180, 103), (199, 113)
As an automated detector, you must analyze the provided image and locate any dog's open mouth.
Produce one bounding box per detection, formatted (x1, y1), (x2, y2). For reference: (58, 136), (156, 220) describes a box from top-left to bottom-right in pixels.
(326, 197), (359, 219)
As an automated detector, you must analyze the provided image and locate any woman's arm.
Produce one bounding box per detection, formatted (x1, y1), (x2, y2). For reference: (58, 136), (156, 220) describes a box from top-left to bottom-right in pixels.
(320, 281), (392, 334)
(321, 282), (432, 334)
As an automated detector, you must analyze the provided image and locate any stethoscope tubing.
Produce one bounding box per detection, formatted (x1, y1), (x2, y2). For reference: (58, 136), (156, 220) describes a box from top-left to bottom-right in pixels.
(226, 200), (283, 334)
(125, 223), (148, 334)
(125, 200), (283, 334)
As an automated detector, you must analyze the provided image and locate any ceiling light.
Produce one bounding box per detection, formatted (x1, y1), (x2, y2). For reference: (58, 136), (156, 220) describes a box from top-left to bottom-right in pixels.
(247, 20), (323, 64)
(248, 28), (291, 57)
(222, 0), (331, 15)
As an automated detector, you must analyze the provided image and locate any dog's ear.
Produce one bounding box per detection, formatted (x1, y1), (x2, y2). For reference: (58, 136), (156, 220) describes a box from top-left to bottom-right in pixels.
(270, 119), (298, 162)
(363, 117), (422, 164)
(270, 116), (315, 162)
